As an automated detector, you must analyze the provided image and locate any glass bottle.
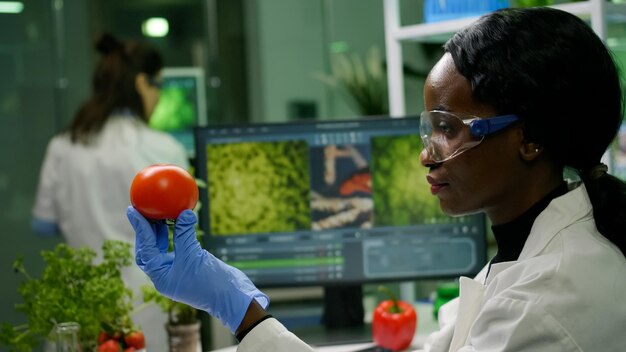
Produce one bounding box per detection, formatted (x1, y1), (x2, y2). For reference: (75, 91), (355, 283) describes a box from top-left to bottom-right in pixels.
(52, 322), (81, 352)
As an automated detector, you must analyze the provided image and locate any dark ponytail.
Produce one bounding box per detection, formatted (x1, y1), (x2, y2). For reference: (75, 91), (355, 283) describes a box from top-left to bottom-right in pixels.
(580, 168), (626, 255)
(444, 7), (626, 255)
(68, 33), (163, 144)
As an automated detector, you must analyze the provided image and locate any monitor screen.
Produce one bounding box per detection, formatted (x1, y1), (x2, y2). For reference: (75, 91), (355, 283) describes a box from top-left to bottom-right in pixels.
(149, 67), (207, 157)
(612, 121), (626, 181)
(194, 116), (487, 287)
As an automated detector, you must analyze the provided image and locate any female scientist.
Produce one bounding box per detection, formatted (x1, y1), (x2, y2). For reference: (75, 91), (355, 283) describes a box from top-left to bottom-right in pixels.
(127, 7), (626, 351)
(33, 34), (188, 350)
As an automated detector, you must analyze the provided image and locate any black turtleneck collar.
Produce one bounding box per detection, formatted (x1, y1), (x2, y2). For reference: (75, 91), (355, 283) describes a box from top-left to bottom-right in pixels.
(490, 182), (568, 265)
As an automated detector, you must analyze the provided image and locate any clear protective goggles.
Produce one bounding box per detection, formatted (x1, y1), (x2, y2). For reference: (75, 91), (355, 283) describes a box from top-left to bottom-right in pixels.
(419, 110), (520, 163)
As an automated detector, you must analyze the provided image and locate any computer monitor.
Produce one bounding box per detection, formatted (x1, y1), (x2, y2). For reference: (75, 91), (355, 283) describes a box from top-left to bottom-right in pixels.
(194, 116), (487, 287)
(612, 121), (626, 181)
(149, 67), (207, 157)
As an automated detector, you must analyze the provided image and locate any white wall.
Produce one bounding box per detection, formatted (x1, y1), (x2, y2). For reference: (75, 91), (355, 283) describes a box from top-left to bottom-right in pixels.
(244, 0), (396, 123)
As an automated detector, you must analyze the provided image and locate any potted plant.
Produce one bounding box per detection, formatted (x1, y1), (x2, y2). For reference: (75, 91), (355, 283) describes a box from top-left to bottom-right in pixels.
(141, 286), (200, 352)
(315, 46), (389, 116)
(0, 240), (145, 351)
(314, 46), (430, 117)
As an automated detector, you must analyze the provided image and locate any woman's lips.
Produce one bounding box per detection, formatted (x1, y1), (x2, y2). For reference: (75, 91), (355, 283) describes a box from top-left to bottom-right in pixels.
(426, 175), (449, 195)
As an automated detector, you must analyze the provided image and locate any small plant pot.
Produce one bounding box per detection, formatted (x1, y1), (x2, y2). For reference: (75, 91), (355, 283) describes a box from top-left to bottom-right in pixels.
(166, 321), (201, 352)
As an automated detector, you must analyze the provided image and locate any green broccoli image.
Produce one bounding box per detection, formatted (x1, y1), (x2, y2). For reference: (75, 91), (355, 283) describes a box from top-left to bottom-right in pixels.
(371, 134), (449, 226)
(206, 140), (311, 235)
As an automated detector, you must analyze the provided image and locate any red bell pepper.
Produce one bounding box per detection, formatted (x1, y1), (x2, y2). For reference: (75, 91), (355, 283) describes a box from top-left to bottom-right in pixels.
(372, 286), (417, 351)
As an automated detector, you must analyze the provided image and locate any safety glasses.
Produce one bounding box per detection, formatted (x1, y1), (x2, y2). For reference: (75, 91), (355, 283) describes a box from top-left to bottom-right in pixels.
(419, 110), (520, 163)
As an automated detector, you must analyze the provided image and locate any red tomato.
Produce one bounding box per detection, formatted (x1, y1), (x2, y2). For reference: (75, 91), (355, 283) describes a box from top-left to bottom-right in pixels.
(97, 331), (110, 345)
(130, 164), (198, 220)
(98, 339), (122, 352)
(97, 331), (122, 344)
(124, 330), (146, 349)
(372, 300), (417, 351)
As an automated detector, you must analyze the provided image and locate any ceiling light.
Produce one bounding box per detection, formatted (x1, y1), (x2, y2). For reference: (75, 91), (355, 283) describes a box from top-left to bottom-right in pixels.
(0, 1), (24, 13)
(142, 17), (169, 38)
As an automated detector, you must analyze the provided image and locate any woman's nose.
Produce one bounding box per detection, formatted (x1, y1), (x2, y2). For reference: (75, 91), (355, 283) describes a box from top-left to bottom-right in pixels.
(419, 147), (437, 168)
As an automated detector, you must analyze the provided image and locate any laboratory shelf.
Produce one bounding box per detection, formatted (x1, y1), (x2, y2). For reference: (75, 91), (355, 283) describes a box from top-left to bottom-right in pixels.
(383, 0), (624, 116)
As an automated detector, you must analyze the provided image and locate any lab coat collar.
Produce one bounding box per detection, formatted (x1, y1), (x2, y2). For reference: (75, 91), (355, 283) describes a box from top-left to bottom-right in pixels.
(444, 184), (593, 352)
(518, 182), (592, 260)
(448, 276), (485, 352)
(484, 261), (516, 286)
(483, 183), (591, 285)
(448, 261), (518, 349)
(111, 107), (136, 118)
(472, 258), (517, 286)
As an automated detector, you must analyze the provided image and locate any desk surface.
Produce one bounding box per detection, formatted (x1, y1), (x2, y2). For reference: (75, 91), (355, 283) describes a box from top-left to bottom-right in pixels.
(211, 302), (437, 352)
(212, 342), (381, 352)
(210, 333), (429, 352)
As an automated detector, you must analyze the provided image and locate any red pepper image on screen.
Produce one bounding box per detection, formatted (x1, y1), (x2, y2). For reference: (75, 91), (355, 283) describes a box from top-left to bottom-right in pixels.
(372, 286), (417, 351)
(339, 168), (372, 195)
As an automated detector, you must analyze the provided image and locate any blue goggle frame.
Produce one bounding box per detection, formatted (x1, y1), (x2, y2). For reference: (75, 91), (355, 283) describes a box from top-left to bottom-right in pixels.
(467, 114), (520, 138)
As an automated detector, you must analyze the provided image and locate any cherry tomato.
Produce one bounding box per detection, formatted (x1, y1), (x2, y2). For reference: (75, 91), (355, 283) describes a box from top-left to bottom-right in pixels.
(98, 339), (122, 352)
(123, 330), (145, 349)
(97, 331), (110, 345)
(130, 164), (198, 220)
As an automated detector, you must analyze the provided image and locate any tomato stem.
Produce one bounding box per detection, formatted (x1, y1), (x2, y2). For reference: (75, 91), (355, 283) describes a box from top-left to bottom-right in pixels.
(378, 285), (401, 314)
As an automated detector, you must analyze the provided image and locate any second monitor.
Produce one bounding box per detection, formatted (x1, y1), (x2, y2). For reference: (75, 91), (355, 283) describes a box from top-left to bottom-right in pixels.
(194, 116), (487, 287)
(150, 67), (207, 157)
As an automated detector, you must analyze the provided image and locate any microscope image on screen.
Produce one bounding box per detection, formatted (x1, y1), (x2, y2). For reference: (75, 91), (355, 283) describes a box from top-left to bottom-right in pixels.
(206, 140), (312, 236)
(310, 144), (373, 230)
(370, 134), (449, 226)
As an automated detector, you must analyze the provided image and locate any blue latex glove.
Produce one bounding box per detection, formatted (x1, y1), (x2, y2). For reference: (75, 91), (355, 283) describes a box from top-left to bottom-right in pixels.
(126, 206), (269, 334)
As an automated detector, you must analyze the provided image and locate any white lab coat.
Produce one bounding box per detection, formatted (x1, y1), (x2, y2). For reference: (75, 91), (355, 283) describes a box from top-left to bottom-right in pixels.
(237, 183), (626, 352)
(32, 114), (189, 352)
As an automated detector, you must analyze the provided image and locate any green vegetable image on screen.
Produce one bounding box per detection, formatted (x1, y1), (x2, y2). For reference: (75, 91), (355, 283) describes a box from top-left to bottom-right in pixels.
(207, 140), (312, 235)
(149, 87), (195, 131)
(371, 134), (450, 226)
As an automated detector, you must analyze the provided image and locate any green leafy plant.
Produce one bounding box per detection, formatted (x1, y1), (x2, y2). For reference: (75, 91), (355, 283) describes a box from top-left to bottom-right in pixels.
(315, 46), (389, 116)
(0, 240), (136, 351)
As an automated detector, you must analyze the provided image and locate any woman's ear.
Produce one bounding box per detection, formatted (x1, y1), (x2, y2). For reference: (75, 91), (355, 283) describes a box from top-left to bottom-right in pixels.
(519, 142), (543, 161)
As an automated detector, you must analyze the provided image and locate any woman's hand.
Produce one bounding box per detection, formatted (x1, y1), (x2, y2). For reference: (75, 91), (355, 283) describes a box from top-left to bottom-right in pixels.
(126, 206), (269, 334)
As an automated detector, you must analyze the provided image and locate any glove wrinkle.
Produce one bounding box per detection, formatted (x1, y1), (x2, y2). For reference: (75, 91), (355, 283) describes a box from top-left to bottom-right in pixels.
(154, 221), (170, 253)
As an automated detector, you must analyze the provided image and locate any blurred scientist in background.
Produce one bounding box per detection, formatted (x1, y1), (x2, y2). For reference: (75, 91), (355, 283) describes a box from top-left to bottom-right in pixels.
(32, 33), (188, 351)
